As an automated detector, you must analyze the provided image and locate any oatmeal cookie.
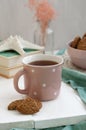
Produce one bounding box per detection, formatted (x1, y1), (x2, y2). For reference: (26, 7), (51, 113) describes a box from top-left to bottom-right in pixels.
(8, 97), (42, 114)
(8, 99), (23, 110)
(16, 97), (40, 114)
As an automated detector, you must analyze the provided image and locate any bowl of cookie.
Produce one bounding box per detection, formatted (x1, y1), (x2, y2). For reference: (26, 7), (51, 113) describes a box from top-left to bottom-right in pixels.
(67, 33), (86, 69)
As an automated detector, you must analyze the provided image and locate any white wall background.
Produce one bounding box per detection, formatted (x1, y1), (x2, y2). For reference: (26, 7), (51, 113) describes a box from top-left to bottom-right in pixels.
(0, 0), (86, 49)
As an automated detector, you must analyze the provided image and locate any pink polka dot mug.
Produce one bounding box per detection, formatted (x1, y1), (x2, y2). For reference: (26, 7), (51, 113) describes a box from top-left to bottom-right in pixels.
(13, 54), (63, 101)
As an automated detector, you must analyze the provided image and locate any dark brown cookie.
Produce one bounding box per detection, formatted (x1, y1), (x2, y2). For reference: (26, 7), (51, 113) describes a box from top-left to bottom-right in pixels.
(8, 99), (23, 110)
(77, 37), (86, 50)
(71, 36), (81, 48)
(16, 97), (40, 114)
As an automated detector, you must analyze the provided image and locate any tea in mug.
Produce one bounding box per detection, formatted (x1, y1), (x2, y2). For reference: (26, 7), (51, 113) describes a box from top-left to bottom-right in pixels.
(29, 60), (58, 66)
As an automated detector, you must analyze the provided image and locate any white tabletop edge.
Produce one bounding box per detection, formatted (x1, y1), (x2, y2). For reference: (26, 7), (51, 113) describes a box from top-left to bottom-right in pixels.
(35, 114), (86, 129)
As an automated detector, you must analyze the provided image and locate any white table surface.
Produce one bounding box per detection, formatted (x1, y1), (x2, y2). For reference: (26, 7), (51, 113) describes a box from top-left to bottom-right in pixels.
(0, 76), (86, 130)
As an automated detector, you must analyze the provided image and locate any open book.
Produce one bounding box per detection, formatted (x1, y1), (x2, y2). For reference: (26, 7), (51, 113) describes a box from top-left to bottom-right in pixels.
(0, 35), (44, 78)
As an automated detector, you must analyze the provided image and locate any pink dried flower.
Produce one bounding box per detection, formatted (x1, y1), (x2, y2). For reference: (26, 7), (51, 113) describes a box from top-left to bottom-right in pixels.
(28, 0), (55, 23)
(35, 0), (55, 32)
(36, 1), (55, 22)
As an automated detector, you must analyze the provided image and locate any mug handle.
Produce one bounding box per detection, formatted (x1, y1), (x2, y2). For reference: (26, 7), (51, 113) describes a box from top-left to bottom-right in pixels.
(13, 69), (28, 94)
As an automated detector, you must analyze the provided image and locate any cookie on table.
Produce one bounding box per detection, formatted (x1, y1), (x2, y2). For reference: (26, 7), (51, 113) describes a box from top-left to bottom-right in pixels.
(16, 97), (40, 114)
(8, 99), (23, 110)
(8, 97), (42, 114)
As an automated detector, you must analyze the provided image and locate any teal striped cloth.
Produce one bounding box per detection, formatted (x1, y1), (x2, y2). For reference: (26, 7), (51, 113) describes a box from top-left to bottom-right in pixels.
(57, 49), (86, 104)
(62, 67), (86, 103)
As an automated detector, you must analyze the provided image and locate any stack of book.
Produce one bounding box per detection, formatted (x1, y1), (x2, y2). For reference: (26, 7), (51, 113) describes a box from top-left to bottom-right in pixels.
(0, 36), (44, 78)
(0, 49), (43, 78)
